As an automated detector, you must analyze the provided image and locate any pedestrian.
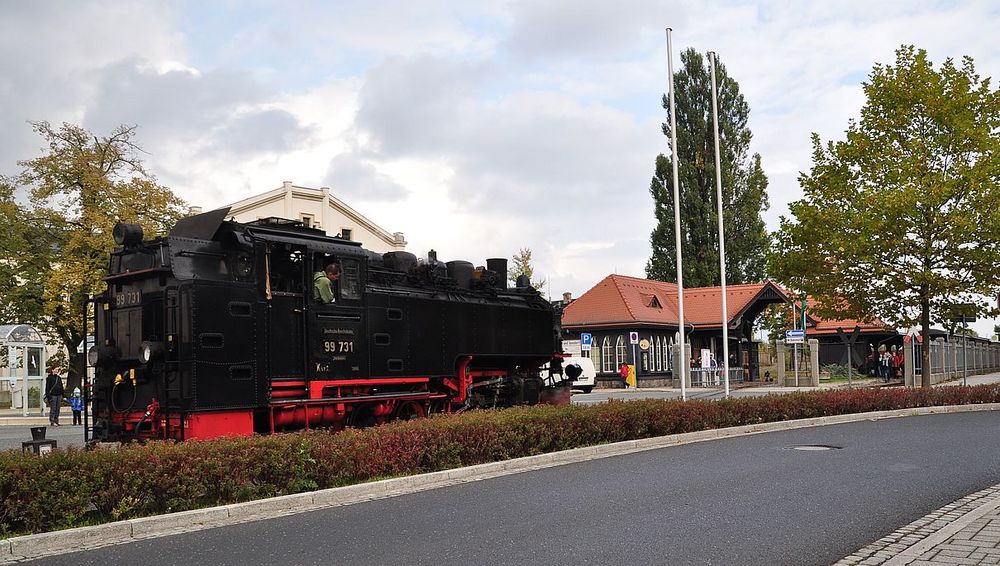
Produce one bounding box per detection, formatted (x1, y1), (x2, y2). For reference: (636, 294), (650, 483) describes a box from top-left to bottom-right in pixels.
(892, 346), (904, 380)
(879, 346), (891, 383)
(893, 346), (905, 379)
(619, 362), (630, 389)
(69, 387), (83, 425)
(44, 366), (65, 426)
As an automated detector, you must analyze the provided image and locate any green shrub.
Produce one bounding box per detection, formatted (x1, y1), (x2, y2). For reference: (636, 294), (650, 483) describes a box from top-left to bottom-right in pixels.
(821, 364), (850, 380)
(2, 385), (999, 537)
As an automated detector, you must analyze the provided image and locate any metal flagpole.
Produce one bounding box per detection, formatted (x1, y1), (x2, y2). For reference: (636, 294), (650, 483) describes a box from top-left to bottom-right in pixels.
(709, 51), (730, 398)
(666, 28), (686, 401)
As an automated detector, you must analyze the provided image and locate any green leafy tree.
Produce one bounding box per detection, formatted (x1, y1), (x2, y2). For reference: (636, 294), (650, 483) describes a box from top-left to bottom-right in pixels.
(754, 303), (791, 342)
(647, 48), (771, 287)
(769, 46), (1000, 387)
(1, 122), (187, 387)
(507, 247), (545, 291)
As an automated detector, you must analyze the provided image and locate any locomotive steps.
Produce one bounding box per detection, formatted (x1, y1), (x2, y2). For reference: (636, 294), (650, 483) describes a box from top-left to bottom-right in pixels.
(4, 402), (1000, 563)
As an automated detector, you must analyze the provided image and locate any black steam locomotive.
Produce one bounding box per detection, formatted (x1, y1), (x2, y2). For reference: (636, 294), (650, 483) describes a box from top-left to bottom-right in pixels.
(88, 208), (572, 442)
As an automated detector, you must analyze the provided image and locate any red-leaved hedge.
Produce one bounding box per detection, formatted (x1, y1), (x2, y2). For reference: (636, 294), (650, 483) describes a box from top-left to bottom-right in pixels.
(2, 385), (999, 537)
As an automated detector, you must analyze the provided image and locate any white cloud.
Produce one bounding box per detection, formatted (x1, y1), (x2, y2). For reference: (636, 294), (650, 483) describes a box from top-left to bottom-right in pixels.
(2, 0), (999, 335)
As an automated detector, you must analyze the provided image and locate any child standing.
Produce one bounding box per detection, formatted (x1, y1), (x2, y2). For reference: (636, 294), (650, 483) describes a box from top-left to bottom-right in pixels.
(69, 387), (83, 426)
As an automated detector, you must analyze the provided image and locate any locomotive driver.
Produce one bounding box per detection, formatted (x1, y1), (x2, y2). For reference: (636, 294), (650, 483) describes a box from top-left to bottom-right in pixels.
(313, 262), (341, 304)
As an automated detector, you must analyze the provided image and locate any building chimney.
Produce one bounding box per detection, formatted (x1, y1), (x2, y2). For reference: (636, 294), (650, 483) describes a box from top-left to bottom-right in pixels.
(188, 206), (203, 216)
(562, 292), (573, 303)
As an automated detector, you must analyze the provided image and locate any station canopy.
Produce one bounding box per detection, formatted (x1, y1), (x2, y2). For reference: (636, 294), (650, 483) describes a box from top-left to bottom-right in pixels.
(0, 324), (45, 345)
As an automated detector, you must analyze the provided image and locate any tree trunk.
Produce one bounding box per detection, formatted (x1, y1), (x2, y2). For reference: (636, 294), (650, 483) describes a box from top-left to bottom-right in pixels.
(67, 349), (85, 393)
(921, 292), (931, 388)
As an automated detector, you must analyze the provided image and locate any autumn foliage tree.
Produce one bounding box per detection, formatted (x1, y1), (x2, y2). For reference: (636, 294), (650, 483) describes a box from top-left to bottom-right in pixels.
(769, 46), (1000, 387)
(507, 247), (545, 291)
(0, 122), (187, 387)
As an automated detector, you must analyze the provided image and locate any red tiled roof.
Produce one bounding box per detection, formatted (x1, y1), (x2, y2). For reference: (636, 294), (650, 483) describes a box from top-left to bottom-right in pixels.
(562, 275), (789, 329)
(806, 302), (892, 335)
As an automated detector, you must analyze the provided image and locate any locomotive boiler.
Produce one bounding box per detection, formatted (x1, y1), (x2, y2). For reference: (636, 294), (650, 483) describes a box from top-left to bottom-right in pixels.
(87, 207), (572, 442)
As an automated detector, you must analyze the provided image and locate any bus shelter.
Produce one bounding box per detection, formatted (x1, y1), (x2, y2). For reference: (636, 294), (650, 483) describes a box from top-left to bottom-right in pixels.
(1, 324), (47, 416)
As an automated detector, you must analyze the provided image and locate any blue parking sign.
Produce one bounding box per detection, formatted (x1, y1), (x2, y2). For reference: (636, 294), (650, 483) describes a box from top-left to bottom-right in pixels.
(580, 333), (592, 351)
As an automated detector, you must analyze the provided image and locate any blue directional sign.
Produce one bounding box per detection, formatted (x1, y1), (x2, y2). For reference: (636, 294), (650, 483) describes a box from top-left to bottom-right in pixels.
(785, 329), (805, 344)
(580, 333), (593, 351)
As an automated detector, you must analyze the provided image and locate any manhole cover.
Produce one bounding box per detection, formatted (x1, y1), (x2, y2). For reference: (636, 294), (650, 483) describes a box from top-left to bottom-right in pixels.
(784, 445), (843, 451)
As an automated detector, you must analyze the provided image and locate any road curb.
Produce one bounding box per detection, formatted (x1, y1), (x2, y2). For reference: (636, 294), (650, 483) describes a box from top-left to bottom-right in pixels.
(4, 403), (1000, 562)
(0, 418), (50, 427)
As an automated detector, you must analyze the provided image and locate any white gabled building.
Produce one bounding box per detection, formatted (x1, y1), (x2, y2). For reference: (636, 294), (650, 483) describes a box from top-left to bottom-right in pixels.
(213, 181), (407, 254)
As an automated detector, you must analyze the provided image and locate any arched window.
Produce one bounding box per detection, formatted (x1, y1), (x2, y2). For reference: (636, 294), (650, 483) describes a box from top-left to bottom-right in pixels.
(667, 336), (675, 371)
(615, 335), (626, 368)
(601, 337), (612, 373)
(653, 335), (661, 372)
(656, 336), (665, 372)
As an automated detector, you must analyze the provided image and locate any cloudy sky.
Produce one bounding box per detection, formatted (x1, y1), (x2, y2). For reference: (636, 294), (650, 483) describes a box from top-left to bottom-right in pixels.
(2, 0), (998, 336)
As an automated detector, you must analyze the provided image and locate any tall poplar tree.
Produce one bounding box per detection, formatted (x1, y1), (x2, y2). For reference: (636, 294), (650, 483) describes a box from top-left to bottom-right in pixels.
(647, 48), (771, 287)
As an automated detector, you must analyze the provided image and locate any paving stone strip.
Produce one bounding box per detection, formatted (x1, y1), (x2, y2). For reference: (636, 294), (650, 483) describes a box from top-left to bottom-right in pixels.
(3, 404), (1000, 563)
(834, 484), (1000, 565)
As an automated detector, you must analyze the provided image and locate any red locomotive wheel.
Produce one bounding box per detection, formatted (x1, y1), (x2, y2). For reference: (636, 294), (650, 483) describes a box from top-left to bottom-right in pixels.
(393, 400), (426, 421)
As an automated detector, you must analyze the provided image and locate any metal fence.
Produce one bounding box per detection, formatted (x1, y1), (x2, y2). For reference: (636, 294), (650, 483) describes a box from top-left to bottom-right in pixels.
(689, 367), (745, 387)
(782, 342), (813, 374)
(908, 338), (1000, 386)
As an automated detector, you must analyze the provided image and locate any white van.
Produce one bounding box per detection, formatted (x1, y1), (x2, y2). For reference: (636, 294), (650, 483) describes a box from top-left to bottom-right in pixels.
(540, 356), (597, 393)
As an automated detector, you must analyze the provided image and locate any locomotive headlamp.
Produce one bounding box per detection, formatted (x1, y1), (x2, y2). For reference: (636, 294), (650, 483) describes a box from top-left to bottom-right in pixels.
(139, 341), (165, 364)
(565, 363), (583, 380)
(88, 344), (119, 367)
(112, 222), (144, 248)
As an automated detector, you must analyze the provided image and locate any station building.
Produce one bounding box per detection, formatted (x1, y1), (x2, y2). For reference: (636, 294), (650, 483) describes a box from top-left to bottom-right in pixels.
(561, 275), (793, 387)
(211, 181), (407, 254)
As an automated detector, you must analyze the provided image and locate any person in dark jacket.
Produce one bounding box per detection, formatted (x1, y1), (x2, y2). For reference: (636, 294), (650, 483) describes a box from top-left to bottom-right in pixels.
(44, 367), (65, 426)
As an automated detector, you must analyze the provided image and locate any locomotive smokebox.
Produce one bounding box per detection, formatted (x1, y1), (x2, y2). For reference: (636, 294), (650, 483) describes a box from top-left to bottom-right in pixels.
(486, 258), (507, 290)
(446, 260), (474, 289)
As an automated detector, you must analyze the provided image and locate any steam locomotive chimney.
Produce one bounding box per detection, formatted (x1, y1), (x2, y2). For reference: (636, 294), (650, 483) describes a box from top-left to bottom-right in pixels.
(428, 249), (437, 263)
(486, 258), (507, 290)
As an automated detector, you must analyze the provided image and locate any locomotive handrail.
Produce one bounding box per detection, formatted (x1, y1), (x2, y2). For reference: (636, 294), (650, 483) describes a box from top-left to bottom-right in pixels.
(316, 313), (362, 321)
(269, 390), (445, 404)
(175, 249), (227, 258)
(104, 266), (172, 281)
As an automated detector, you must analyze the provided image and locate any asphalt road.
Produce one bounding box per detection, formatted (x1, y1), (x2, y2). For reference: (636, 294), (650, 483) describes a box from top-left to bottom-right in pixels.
(24, 411), (1000, 566)
(0, 423), (86, 451)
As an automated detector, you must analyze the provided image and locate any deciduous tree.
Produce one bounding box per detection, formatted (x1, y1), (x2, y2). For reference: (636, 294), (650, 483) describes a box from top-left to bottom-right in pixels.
(507, 247), (545, 291)
(769, 46), (1000, 387)
(1, 122), (187, 387)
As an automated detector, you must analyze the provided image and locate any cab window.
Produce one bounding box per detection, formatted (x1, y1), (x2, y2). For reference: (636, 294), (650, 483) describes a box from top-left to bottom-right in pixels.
(340, 258), (361, 300)
(269, 245), (304, 295)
